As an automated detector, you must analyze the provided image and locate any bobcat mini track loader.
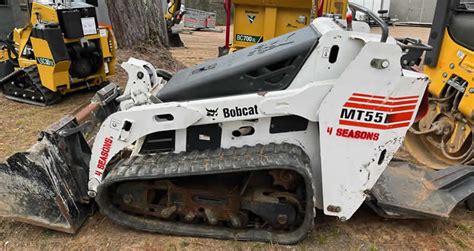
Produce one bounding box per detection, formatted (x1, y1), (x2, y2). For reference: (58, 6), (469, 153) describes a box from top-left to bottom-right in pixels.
(0, 4), (472, 244)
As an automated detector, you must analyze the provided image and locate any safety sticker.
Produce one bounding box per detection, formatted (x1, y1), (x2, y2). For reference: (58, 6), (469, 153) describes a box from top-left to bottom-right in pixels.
(236, 34), (263, 43)
(110, 119), (120, 130)
(322, 47), (330, 58)
(247, 15), (256, 24)
(100, 29), (108, 37)
(36, 57), (55, 66)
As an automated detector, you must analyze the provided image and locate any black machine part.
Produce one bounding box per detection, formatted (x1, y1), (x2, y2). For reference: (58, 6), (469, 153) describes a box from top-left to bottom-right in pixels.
(31, 22), (103, 80)
(86, 0), (99, 7)
(0, 33), (17, 78)
(1, 65), (62, 106)
(57, 5), (98, 39)
(0, 121), (93, 233)
(396, 38), (433, 69)
(0, 32), (19, 68)
(67, 41), (103, 79)
(96, 144), (315, 244)
(370, 161), (473, 219)
(0, 61), (15, 81)
(448, 9), (474, 51)
(157, 26), (320, 102)
(58, 9), (84, 39)
(424, 0), (472, 66)
(0, 83), (120, 233)
(32, 23), (70, 64)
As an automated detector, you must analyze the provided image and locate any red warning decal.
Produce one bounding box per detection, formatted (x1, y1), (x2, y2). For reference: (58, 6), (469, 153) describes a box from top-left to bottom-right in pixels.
(95, 137), (113, 177)
(327, 127), (380, 141)
(339, 93), (419, 130)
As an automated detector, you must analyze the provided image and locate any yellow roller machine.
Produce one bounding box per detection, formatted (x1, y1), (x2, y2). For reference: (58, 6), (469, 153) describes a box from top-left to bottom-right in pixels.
(220, 0), (348, 54)
(405, 0), (474, 171)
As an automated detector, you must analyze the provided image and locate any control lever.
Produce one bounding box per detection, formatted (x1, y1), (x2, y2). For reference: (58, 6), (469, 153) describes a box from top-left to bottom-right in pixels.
(396, 38), (433, 70)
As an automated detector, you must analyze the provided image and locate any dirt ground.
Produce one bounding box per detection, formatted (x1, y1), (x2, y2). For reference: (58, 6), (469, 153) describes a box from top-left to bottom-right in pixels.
(1, 26), (473, 250)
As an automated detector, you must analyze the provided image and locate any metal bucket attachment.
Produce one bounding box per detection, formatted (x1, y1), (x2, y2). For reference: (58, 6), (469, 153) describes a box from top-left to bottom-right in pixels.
(0, 83), (119, 233)
(369, 161), (474, 219)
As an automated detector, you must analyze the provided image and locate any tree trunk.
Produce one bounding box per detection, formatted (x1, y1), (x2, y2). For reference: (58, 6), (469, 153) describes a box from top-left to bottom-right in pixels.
(105, 0), (169, 49)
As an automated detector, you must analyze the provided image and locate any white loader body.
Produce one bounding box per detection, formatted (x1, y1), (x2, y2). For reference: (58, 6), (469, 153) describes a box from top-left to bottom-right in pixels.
(87, 18), (428, 221)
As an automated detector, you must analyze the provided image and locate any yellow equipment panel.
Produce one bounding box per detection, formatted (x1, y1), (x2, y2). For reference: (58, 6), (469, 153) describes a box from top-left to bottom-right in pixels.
(425, 30), (474, 121)
(322, 0), (348, 17)
(30, 37), (71, 92)
(231, 0), (312, 51)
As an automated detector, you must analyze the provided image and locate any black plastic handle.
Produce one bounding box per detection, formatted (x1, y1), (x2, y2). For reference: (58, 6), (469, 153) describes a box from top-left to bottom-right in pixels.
(348, 2), (389, 43)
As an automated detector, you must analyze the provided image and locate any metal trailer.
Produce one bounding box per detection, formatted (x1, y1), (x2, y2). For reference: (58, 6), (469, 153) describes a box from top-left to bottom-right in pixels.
(183, 8), (217, 30)
(349, 0), (393, 24)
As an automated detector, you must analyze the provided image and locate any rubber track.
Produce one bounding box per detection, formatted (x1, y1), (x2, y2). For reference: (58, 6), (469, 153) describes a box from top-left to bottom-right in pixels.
(24, 66), (61, 105)
(97, 143), (315, 244)
(2, 66), (61, 106)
